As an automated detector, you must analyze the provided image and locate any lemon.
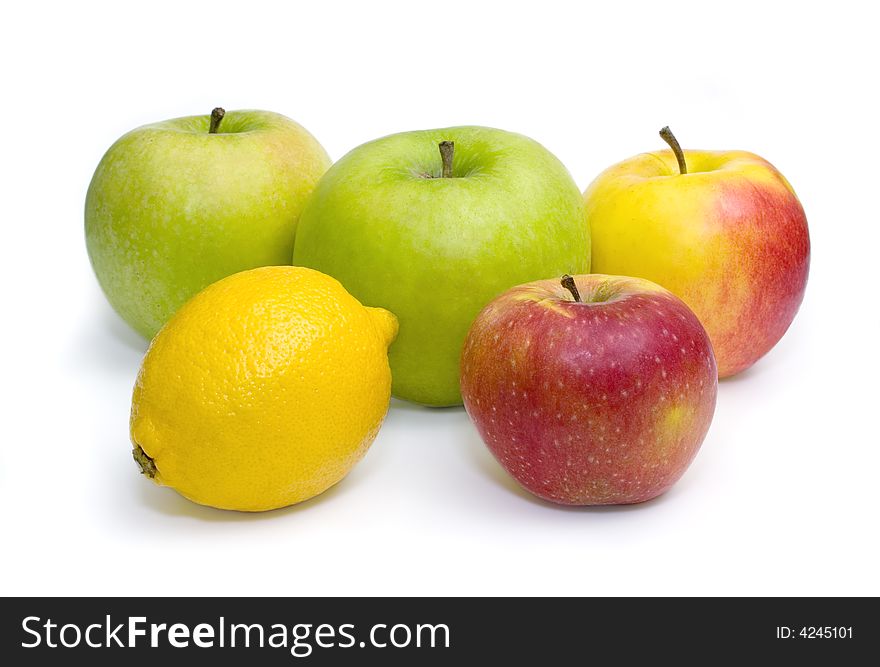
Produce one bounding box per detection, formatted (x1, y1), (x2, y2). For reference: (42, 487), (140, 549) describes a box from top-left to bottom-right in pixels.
(129, 266), (398, 511)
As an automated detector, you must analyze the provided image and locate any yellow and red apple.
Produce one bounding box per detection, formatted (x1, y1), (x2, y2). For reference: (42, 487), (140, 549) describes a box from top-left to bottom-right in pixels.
(460, 274), (717, 506)
(584, 128), (810, 377)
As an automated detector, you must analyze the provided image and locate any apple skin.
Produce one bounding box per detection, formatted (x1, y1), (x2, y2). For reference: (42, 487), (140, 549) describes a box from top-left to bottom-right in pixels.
(460, 274), (717, 505)
(86, 109), (331, 339)
(293, 126), (590, 406)
(584, 149), (809, 377)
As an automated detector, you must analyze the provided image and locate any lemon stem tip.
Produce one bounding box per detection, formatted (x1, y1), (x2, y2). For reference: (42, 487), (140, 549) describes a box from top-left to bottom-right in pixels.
(133, 445), (158, 479)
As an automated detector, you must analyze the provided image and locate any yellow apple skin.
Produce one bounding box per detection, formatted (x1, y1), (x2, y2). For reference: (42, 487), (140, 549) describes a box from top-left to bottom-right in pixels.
(585, 150), (810, 377)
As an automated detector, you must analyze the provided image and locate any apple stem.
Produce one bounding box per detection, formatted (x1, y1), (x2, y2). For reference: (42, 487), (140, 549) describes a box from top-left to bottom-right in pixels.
(561, 274), (582, 303)
(439, 141), (454, 178)
(209, 107), (226, 134)
(132, 445), (157, 479)
(659, 126), (688, 175)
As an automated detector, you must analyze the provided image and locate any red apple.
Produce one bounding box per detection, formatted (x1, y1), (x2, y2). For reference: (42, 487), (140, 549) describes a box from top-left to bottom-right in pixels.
(460, 274), (717, 505)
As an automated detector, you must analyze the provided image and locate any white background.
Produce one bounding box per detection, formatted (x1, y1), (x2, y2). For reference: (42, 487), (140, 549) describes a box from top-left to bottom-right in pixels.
(2, 1), (878, 596)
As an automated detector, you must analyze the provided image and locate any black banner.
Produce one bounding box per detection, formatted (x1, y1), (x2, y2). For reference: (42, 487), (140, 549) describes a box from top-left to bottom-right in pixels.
(0, 597), (873, 663)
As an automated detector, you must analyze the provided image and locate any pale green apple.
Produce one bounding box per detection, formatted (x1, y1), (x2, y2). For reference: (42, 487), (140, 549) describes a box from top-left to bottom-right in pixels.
(86, 108), (331, 338)
(293, 126), (590, 406)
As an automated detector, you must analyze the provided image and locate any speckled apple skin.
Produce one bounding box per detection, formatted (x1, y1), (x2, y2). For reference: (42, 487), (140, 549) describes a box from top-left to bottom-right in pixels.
(460, 275), (717, 505)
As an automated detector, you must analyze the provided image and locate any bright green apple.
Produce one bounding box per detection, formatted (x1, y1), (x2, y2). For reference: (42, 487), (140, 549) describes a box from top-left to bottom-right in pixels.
(86, 108), (331, 339)
(293, 126), (590, 406)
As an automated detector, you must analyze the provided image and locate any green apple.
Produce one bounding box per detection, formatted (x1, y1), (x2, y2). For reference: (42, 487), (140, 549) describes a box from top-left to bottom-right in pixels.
(293, 126), (590, 406)
(86, 108), (331, 338)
